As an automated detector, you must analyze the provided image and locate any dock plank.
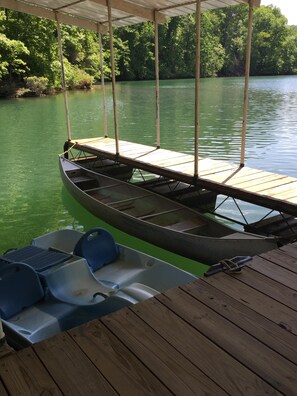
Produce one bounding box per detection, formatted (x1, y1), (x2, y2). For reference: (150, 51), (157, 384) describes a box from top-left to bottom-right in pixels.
(33, 332), (117, 396)
(101, 307), (227, 395)
(248, 256), (297, 293)
(131, 298), (279, 395)
(69, 319), (172, 396)
(0, 348), (62, 396)
(181, 280), (297, 365)
(224, 169), (276, 185)
(280, 242), (297, 257)
(204, 270), (297, 335)
(260, 249), (297, 274)
(229, 174), (292, 190)
(2, 235), (297, 396)
(156, 287), (297, 396)
(264, 181), (297, 198)
(201, 166), (245, 183)
(70, 138), (297, 215)
(227, 263), (297, 311)
(200, 163), (238, 177)
(0, 380), (8, 396)
(140, 153), (194, 168)
(287, 196), (297, 204)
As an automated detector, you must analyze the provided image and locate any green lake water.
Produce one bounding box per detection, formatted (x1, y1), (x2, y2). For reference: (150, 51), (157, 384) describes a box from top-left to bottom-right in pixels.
(0, 75), (297, 275)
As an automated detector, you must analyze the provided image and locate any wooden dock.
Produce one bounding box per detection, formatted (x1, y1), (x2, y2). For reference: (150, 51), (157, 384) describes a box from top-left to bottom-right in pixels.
(69, 137), (297, 216)
(1, 243), (297, 395)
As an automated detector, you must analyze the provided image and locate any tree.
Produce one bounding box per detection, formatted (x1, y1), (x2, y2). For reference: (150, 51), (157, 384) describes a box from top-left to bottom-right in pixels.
(281, 26), (297, 74)
(0, 33), (29, 81)
(3, 10), (58, 83)
(115, 23), (154, 80)
(178, 12), (225, 78)
(251, 6), (288, 75)
(214, 5), (249, 76)
(200, 12), (225, 77)
(1, 2), (297, 95)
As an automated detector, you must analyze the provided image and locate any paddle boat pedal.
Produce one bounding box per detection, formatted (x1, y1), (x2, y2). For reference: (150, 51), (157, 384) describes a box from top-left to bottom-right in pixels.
(204, 256), (252, 277)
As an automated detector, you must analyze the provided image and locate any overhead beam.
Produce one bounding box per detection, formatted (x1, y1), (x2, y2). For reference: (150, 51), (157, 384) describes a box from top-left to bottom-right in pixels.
(0, 0), (260, 33)
(0, 0), (167, 27)
(250, 0), (261, 8)
(0, 0), (108, 31)
(158, 0), (260, 13)
(90, 0), (166, 24)
(55, 0), (166, 24)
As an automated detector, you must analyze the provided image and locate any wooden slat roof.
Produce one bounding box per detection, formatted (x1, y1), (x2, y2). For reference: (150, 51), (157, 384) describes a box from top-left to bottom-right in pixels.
(0, 0), (259, 31)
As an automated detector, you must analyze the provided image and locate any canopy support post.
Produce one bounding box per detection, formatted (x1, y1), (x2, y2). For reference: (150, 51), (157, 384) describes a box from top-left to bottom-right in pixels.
(56, 13), (71, 141)
(194, 0), (201, 178)
(154, 15), (160, 148)
(98, 25), (108, 138)
(240, 0), (254, 167)
(107, 0), (119, 155)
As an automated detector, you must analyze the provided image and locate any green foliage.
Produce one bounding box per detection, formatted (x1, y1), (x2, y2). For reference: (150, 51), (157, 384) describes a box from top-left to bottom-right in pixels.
(215, 5), (248, 76)
(282, 27), (297, 73)
(159, 17), (185, 79)
(0, 32), (29, 80)
(0, 3), (297, 97)
(25, 76), (49, 95)
(251, 6), (288, 75)
(66, 65), (94, 90)
(3, 11), (57, 82)
(51, 58), (94, 90)
(200, 12), (225, 77)
(115, 24), (154, 80)
(61, 25), (101, 79)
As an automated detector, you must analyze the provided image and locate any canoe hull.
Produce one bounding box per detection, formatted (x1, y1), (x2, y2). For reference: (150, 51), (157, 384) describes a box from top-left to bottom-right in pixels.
(60, 157), (278, 264)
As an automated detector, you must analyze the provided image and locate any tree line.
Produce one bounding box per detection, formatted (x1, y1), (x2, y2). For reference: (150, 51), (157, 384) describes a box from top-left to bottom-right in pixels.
(0, 4), (296, 97)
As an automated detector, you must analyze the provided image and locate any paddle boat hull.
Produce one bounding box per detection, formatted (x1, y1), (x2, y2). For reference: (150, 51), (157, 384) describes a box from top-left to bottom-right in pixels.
(0, 228), (196, 349)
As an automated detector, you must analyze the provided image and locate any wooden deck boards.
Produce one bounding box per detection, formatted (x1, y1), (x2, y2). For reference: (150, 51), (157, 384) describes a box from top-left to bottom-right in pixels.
(70, 137), (297, 215)
(1, 243), (297, 395)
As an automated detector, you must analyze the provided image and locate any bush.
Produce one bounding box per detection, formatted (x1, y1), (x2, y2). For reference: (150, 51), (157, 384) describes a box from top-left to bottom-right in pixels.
(67, 66), (94, 89)
(15, 87), (32, 97)
(50, 59), (94, 90)
(25, 76), (49, 96)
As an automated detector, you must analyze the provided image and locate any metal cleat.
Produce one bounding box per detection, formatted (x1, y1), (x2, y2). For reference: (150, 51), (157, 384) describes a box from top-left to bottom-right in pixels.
(204, 256), (252, 277)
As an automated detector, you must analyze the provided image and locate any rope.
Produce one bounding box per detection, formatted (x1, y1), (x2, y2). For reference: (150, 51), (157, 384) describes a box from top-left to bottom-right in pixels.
(59, 142), (76, 157)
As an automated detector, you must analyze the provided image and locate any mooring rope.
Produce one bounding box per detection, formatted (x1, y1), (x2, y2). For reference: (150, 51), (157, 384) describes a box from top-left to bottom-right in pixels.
(59, 142), (76, 157)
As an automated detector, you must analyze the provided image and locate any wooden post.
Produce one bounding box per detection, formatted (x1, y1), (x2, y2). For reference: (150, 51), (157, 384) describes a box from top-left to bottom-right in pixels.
(98, 25), (108, 137)
(107, 0), (119, 154)
(240, 0), (254, 167)
(154, 15), (160, 148)
(56, 13), (71, 141)
(194, 0), (201, 177)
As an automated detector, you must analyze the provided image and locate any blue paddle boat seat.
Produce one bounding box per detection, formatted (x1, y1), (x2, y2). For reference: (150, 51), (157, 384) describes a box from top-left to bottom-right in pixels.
(3, 245), (72, 272)
(74, 228), (120, 272)
(0, 261), (44, 320)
